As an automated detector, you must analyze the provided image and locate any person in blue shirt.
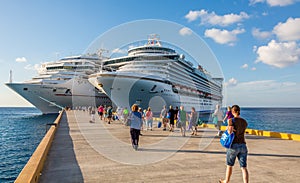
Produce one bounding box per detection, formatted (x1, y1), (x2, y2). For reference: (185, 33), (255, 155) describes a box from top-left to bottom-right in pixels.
(129, 104), (143, 151)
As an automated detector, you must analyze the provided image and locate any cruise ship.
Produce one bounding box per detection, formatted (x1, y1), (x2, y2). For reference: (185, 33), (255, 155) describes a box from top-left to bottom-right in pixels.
(88, 35), (223, 113)
(6, 55), (112, 114)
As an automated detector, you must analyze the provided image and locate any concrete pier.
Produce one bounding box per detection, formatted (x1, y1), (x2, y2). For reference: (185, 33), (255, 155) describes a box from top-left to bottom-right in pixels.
(37, 110), (300, 183)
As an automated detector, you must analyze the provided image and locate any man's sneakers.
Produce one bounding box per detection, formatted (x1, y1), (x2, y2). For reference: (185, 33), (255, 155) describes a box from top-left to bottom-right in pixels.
(132, 145), (138, 151)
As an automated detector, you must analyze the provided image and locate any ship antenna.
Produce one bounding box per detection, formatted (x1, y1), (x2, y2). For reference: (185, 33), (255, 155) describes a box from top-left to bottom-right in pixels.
(147, 34), (161, 46)
(9, 70), (12, 83)
(97, 48), (109, 73)
(55, 52), (60, 60)
(97, 48), (109, 58)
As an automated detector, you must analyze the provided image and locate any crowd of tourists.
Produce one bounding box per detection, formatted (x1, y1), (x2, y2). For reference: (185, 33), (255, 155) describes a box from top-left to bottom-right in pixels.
(80, 104), (248, 183)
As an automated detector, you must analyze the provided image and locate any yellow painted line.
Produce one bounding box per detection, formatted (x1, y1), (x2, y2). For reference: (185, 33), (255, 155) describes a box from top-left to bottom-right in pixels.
(201, 124), (300, 142)
(244, 128), (300, 141)
(15, 110), (65, 183)
(153, 117), (300, 142)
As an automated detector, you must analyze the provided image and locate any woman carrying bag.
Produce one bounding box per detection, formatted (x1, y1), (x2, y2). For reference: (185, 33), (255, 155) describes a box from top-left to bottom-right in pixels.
(219, 105), (249, 183)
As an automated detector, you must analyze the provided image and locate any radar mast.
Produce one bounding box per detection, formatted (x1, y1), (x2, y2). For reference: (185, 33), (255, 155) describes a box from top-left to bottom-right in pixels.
(147, 34), (161, 46)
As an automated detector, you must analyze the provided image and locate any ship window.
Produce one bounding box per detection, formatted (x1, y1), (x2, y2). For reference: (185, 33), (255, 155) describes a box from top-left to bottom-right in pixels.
(172, 86), (178, 93)
(53, 89), (57, 92)
(23, 88), (28, 91)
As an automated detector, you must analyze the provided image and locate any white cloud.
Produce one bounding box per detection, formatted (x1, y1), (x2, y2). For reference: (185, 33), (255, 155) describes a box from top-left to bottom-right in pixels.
(185, 9), (249, 26)
(252, 28), (272, 40)
(249, 0), (297, 6)
(234, 80), (297, 91)
(128, 45), (135, 50)
(185, 10), (206, 22)
(204, 28), (245, 45)
(225, 78), (238, 87)
(241, 64), (249, 69)
(24, 64), (40, 71)
(253, 45), (258, 52)
(240, 64), (257, 71)
(273, 17), (300, 41)
(179, 27), (193, 36)
(112, 48), (127, 54)
(255, 40), (300, 68)
(267, 0), (296, 6)
(15, 57), (27, 63)
(241, 64), (256, 71)
(249, 0), (265, 5)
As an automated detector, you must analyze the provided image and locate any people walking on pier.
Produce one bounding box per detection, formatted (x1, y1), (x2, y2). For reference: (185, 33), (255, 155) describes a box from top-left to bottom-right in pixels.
(213, 104), (224, 136)
(88, 106), (92, 114)
(174, 106), (179, 121)
(223, 106), (234, 125)
(188, 107), (198, 135)
(178, 106), (187, 136)
(98, 105), (104, 120)
(89, 107), (96, 123)
(168, 105), (176, 132)
(103, 105), (107, 122)
(107, 106), (113, 124)
(160, 105), (168, 131)
(145, 107), (153, 131)
(123, 107), (129, 125)
(115, 106), (123, 121)
(219, 105), (249, 183)
(129, 104), (143, 151)
(138, 107), (144, 135)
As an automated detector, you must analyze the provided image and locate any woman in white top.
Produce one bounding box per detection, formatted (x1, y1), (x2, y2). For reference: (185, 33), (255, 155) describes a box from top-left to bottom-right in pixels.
(212, 104), (224, 136)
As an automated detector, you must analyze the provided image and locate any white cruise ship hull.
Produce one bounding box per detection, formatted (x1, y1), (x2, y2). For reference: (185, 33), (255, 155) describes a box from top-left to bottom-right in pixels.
(6, 78), (111, 114)
(89, 73), (218, 114)
(6, 83), (64, 114)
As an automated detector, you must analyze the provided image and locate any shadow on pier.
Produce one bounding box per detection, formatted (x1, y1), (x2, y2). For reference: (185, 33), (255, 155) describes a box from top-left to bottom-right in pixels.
(39, 113), (83, 182)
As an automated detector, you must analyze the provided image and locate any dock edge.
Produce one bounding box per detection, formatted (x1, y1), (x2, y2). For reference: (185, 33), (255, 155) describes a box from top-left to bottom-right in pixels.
(14, 110), (65, 183)
(153, 118), (300, 142)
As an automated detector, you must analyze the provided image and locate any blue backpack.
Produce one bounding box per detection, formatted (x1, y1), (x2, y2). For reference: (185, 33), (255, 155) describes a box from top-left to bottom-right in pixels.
(220, 118), (235, 148)
(157, 121), (162, 128)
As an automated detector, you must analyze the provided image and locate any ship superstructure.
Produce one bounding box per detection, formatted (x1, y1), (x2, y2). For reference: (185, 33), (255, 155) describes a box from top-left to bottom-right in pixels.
(6, 55), (112, 114)
(89, 35), (223, 113)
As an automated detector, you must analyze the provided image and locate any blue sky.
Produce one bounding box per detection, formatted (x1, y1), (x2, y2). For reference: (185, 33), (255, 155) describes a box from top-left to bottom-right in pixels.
(1, 0), (300, 107)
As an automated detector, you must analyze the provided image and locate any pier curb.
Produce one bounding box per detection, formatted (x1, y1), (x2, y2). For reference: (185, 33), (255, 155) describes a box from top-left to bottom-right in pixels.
(207, 123), (300, 142)
(14, 110), (65, 183)
(153, 118), (300, 142)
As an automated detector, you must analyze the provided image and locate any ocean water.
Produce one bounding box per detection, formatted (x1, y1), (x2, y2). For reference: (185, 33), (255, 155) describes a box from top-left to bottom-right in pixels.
(240, 107), (300, 135)
(0, 107), (58, 183)
(0, 107), (299, 182)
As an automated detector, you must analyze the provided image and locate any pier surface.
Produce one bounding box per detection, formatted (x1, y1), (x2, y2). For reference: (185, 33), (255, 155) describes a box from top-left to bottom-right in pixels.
(39, 110), (300, 183)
